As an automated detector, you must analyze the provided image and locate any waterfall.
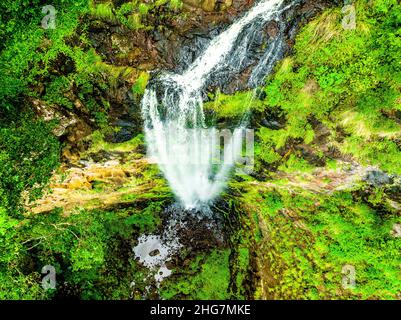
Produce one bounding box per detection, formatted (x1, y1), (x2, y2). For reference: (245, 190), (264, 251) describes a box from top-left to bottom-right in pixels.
(141, 0), (288, 210)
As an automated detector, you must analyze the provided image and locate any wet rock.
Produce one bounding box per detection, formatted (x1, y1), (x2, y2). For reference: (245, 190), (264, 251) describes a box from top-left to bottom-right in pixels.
(170, 0), (338, 93)
(131, 203), (229, 291)
(250, 105), (286, 130)
(364, 170), (393, 187)
(165, 261), (175, 269)
(115, 119), (136, 128)
(265, 20), (279, 38)
(105, 106), (142, 143)
(143, 0), (259, 72)
(161, 204), (227, 250)
(261, 119), (282, 130)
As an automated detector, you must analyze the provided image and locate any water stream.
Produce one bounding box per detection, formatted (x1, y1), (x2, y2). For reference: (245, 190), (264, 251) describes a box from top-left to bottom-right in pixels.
(141, 0), (291, 210)
(135, 0), (295, 286)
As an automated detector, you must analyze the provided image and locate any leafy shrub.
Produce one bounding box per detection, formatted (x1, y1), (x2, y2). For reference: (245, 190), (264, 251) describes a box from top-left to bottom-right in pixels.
(0, 118), (60, 214)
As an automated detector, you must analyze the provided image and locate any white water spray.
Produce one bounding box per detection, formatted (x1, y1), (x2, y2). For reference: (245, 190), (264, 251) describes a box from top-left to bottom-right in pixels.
(141, 0), (286, 209)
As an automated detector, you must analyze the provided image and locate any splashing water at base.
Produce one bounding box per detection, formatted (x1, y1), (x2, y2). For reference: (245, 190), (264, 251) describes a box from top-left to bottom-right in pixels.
(134, 234), (180, 287)
(142, 0), (287, 210)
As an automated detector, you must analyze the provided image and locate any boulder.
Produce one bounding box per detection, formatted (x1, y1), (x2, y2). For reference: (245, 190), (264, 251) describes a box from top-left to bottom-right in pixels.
(364, 170), (393, 187)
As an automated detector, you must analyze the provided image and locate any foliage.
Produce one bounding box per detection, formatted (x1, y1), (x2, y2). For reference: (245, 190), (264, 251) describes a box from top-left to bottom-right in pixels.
(204, 90), (262, 121)
(159, 250), (231, 300)
(132, 71), (150, 96)
(221, 2), (401, 298)
(0, 117), (60, 214)
(0, 206), (46, 299)
(0, 200), (165, 300)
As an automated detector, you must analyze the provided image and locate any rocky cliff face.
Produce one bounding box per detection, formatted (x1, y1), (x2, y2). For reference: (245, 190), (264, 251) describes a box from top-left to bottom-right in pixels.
(32, 0), (336, 162)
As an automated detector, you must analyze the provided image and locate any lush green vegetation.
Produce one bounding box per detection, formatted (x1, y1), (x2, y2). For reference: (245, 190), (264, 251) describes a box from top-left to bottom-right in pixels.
(0, 0), (181, 300)
(0, 0), (400, 300)
(257, 0), (401, 174)
(220, 0), (401, 300)
(160, 249), (231, 300)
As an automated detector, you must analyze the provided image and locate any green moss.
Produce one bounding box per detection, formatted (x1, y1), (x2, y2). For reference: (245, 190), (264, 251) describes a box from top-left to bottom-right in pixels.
(341, 136), (401, 174)
(132, 71), (150, 96)
(91, 0), (183, 31)
(278, 154), (315, 174)
(204, 90), (261, 120)
(138, 3), (150, 15)
(160, 249), (231, 300)
(86, 131), (144, 154)
(231, 181), (401, 300)
(89, 1), (117, 23)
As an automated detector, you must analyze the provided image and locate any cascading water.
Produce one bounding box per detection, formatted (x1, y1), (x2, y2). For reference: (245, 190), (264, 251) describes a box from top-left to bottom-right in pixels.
(134, 0), (300, 289)
(141, 0), (290, 210)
